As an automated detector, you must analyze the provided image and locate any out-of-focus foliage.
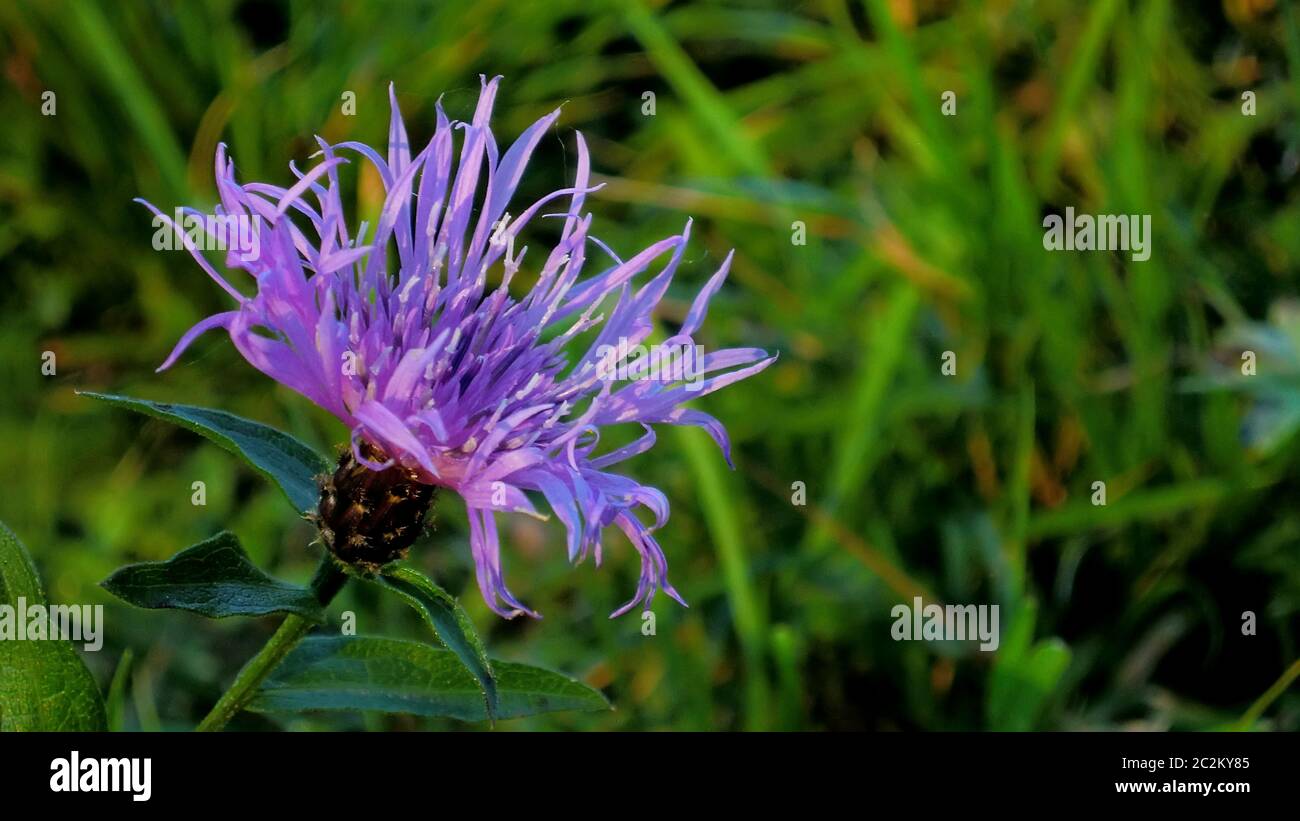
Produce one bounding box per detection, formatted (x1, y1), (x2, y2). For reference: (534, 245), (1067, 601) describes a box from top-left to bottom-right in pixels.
(1, 0), (1298, 730)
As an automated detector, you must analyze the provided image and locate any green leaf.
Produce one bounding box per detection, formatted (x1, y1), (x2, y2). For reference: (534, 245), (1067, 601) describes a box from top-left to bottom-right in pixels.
(373, 564), (498, 718)
(79, 391), (328, 514)
(0, 520), (107, 731)
(986, 601), (1072, 731)
(101, 531), (326, 621)
(105, 648), (134, 733)
(250, 636), (610, 722)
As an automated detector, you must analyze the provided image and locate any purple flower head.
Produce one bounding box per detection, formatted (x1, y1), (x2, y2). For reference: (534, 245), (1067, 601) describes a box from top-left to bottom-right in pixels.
(143, 77), (775, 618)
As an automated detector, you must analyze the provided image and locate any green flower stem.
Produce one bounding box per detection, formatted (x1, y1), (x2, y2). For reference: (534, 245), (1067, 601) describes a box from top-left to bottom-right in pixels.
(196, 557), (348, 732)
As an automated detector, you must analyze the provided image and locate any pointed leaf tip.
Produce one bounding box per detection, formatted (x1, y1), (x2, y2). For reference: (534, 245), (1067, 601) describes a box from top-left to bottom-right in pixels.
(79, 392), (328, 514)
(101, 531), (326, 621)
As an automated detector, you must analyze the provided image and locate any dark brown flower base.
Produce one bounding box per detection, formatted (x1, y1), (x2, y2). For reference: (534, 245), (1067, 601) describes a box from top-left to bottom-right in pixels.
(313, 443), (436, 574)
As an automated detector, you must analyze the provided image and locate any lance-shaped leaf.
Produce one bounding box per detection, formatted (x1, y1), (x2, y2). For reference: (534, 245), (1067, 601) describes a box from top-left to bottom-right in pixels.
(79, 391), (328, 514)
(101, 532), (326, 621)
(372, 564), (498, 718)
(0, 520), (107, 731)
(250, 635), (610, 722)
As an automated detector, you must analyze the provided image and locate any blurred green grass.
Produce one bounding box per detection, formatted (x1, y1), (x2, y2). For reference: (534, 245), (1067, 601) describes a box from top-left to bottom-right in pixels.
(1, 0), (1299, 730)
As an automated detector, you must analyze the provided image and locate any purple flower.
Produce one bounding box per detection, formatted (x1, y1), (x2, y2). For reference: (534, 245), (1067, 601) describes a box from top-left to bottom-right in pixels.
(142, 77), (775, 618)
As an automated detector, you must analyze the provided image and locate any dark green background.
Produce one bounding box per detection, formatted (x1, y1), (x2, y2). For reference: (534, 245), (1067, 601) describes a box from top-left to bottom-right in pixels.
(2, 0), (1298, 730)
